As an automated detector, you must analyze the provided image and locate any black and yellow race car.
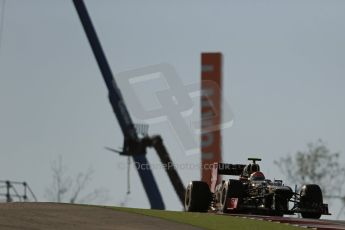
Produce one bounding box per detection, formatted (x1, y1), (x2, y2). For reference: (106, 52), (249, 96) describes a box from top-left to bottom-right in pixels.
(185, 158), (330, 219)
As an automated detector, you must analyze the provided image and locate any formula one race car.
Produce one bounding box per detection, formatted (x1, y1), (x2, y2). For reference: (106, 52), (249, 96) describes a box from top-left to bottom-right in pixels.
(185, 158), (330, 219)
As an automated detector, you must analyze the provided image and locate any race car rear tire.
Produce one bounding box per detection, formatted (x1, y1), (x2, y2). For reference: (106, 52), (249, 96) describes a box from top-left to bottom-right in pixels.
(220, 180), (243, 213)
(185, 181), (211, 212)
(300, 184), (323, 219)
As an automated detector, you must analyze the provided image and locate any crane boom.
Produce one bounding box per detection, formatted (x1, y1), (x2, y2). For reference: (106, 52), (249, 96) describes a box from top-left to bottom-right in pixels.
(72, 0), (164, 209)
(149, 136), (186, 204)
(72, 0), (186, 208)
(72, 0), (136, 141)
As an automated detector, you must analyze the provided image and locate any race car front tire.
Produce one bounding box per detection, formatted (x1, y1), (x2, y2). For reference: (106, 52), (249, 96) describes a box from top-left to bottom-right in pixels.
(185, 181), (211, 212)
(300, 184), (323, 219)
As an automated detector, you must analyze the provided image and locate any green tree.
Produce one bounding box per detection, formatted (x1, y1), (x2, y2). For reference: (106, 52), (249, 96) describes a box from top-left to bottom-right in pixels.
(275, 139), (345, 219)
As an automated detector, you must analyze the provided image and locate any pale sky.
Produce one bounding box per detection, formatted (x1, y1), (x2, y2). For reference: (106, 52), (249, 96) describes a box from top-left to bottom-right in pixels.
(0, 0), (345, 219)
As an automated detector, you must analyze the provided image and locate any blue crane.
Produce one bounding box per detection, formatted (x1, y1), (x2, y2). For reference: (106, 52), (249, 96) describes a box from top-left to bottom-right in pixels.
(72, 0), (185, 209)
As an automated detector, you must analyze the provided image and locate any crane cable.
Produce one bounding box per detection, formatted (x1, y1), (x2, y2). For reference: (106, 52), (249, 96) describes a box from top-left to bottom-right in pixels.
(119, 156), (131, 207)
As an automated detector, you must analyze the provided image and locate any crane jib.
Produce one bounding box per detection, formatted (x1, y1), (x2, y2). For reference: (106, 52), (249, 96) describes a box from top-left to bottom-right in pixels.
(72, 0), (165, 209)
(133, 154), (165, 209)
(72, 0), (134, 139)
(108, 92), (137, 140)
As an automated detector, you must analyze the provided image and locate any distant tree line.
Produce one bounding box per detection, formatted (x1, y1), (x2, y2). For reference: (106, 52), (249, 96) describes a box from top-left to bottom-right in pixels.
(45, 156), (108, 204)
(275, 139), (345, 219)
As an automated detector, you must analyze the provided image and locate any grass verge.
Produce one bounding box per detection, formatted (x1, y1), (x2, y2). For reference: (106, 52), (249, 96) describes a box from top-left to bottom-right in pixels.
(111, 207), (303, 230)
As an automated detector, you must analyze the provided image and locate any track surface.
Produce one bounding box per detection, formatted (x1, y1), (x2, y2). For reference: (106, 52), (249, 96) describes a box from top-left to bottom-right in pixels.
(1, 203), (344, 229)
(0, 203), (200, 230)
(228, 214), (345, 230)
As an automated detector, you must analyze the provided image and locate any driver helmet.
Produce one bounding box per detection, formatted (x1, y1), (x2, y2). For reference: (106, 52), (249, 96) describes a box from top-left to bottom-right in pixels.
(249, 171), (265, 181)
(251, 164), (260, 173)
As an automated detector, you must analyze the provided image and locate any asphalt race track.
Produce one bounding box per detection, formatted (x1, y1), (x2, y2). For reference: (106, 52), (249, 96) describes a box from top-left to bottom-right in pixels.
(228, 214), (345, 230)
(0, 203), (201, 230)
(1, 202), (345, 229)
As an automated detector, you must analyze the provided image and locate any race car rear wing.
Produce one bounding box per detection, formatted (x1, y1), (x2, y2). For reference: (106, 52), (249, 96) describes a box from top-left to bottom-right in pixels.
(217, 163), (246, 176)
(210, 163), (246, 193)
